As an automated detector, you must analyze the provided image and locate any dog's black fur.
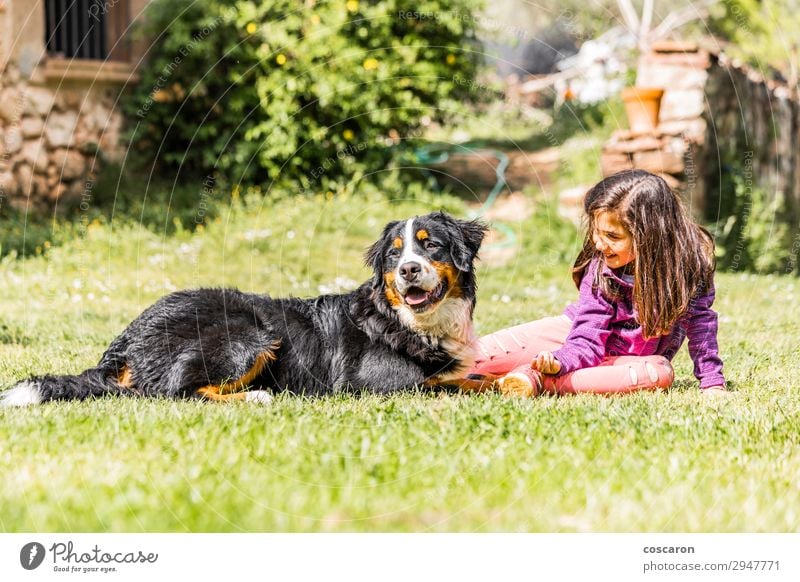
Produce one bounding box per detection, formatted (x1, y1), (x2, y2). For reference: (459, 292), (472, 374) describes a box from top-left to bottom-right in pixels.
(2, 212), (487, 405)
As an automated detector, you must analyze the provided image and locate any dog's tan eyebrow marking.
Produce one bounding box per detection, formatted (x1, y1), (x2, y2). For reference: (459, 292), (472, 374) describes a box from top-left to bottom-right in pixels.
(416, 229), (429, 241)
(393, 237), (403, 249)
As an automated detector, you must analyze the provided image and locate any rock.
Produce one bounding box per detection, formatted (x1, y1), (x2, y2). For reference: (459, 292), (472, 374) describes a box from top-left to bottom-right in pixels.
(657, 172), (681, 189)
(5, 66), (21, 84)
(657, 119), (707, 139)
(601, 152), (634, 176)
(20, 116), (44, 137)
(51, 149), (86, 181)
(98, 112), (123, 160)
(81, 103), (110, 132)
(632, 150), (685, 175)
(14, 163), (33, 197)
(23, 87), (55, 116)
(0, 87), (22, 123)
(650, 40), (700, 53)
(637, 64), (709, 90)
(48, 182), (68, 202)
(72, 127), (92, 149)
(32, 174), (49, 198)
(0, 171), (16, 196)
(639, 51), (711, 68)
(54, 89), (82, 111)
(659, 89), (706, 122)
(667, 137), (690, 156)
(3, 126), (23, 154)
(19, 139), (49, 174)
(45, 111), (78, 147)
(604, 135), (663, 154)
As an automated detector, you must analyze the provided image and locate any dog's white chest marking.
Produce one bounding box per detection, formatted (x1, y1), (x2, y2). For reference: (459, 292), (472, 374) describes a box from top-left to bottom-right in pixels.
(397, 297), (476, 380)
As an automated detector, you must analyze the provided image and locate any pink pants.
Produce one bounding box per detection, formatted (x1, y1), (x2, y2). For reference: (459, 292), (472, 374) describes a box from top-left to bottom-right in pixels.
(468, 315), (674, 395)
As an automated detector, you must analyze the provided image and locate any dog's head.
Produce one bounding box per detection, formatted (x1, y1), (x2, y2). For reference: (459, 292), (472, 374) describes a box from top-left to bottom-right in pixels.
(365, 212), (488, 329)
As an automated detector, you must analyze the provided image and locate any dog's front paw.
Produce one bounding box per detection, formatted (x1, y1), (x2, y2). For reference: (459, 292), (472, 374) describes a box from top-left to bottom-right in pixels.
(245, 390), (273, 405)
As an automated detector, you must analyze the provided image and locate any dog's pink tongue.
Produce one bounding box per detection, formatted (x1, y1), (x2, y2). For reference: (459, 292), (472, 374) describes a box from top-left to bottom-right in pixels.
(405, 289), (429, 305)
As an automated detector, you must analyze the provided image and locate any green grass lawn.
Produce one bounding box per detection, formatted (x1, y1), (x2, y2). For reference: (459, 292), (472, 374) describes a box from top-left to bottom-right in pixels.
(1, 188), (798, 532)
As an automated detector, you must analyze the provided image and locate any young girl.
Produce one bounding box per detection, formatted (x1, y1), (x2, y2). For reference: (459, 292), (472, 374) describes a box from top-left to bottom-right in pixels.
(469, 169), (727, 397)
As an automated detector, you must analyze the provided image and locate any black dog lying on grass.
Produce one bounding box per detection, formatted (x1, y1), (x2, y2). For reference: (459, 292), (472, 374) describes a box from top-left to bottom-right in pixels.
(2, 212), (489, 406)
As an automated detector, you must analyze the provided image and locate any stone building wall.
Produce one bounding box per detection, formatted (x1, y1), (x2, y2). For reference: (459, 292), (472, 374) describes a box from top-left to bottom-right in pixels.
(0, 65), (126, 208)
(0, 0), (147, 211)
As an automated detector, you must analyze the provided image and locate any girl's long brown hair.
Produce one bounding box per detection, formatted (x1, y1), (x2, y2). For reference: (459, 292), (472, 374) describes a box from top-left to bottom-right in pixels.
(573, 169), (715, 338)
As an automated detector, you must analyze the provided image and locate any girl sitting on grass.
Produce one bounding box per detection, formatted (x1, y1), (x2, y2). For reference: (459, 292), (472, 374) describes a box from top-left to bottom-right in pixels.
(470, 169), (727, 397)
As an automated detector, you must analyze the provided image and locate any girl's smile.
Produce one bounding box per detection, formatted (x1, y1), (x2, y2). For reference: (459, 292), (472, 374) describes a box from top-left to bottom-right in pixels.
(592, 211), (635, 269)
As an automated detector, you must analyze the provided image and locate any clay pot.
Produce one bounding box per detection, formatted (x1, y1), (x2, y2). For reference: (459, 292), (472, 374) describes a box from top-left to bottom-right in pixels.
(621, 87), (664, 134)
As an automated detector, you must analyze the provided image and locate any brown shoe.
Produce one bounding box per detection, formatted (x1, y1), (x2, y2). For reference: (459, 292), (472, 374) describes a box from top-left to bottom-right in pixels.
(494, 367), (543, 398)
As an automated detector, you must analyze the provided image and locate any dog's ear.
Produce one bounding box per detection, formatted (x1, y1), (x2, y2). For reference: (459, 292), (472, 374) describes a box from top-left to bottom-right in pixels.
(438, 213), (489, 272)
(365, 220), (400, 289)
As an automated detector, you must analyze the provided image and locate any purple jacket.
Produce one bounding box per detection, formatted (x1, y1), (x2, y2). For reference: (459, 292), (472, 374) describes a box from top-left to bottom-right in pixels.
(552, 257), (725, 388)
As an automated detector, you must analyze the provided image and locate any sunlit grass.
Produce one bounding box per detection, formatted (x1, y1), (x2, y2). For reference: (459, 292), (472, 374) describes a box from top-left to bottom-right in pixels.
(1, 188), (798, 532)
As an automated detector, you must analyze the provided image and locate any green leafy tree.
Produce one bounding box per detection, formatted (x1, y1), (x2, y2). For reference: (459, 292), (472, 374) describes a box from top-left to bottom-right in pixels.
(708, 0), (800, 77)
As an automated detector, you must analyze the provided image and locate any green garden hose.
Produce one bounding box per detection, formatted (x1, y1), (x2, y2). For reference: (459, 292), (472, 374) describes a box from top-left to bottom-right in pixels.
(402, 142), (518, 251)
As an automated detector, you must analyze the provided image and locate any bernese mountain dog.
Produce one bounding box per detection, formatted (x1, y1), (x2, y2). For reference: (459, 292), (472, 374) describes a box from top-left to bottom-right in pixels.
(1, 212), (489, 406)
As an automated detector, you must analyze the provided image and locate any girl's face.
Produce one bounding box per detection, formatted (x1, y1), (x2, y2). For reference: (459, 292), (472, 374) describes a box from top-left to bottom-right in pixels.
(592, 211), (635, 269)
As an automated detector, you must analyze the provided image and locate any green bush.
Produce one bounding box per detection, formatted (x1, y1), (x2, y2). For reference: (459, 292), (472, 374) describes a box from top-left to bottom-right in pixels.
(714, 162), (793, 274)
(125, 0), (483, 192)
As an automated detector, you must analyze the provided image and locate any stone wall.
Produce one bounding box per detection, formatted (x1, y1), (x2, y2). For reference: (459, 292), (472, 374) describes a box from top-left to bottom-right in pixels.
(0, 63), (125, 209)
(600, 42), (711, 218)
(0, 0), (146, 212)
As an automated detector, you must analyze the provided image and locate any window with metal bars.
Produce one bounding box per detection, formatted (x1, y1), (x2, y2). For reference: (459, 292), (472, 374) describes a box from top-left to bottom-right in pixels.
(45, 0), (130, 61)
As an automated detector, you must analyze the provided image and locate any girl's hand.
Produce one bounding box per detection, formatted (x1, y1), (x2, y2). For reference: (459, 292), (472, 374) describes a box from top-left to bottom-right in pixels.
(532, 351), (562, 375)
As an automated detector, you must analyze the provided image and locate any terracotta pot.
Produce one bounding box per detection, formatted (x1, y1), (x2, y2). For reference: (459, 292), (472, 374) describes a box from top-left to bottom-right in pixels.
(621, 87), (664, 134)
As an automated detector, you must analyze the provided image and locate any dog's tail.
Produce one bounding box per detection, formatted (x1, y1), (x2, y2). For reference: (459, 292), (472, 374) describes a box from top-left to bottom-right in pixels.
(1, 365), (126, 407)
